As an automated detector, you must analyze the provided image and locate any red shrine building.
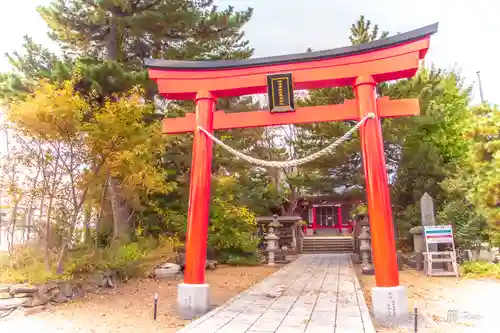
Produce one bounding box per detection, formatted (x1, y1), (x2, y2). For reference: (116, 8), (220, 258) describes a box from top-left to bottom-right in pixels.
(296, 196), (361, 234)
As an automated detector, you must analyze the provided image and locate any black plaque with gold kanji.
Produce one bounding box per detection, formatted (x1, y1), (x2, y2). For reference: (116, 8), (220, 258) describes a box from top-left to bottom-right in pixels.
(267, 73), (294, 113)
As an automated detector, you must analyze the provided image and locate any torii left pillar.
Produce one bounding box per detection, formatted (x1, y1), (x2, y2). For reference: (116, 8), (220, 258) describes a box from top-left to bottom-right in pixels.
(177, 91), (216, 319)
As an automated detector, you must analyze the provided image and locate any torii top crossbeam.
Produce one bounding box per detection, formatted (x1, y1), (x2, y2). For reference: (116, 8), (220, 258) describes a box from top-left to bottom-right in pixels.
(146, 23), (437, 134)
(145, 23), (438, 321)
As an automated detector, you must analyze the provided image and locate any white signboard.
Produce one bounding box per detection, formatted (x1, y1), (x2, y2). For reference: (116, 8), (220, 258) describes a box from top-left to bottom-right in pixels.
(424, 225), (454, 244)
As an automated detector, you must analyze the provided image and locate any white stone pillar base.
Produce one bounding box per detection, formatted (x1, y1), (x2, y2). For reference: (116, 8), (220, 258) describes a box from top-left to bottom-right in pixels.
(371, 285), (409, 326)
(177, 283), (210, 320)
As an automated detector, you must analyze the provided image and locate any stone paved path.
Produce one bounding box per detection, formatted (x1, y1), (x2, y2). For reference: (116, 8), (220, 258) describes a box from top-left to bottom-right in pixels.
(179, 254), (375, 333)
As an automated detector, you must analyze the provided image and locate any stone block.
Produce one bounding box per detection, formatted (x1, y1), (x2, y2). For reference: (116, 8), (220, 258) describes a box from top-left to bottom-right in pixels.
(0, 297), (31, 310)
(58, 281), (74, 298)
(0, 292), (11, 299)
(371, 285), (409, 326)
(206, 260), (218, 270)
(9, 284), (39, 294)
(154, 262), (182, 279)
(177, 283), (210, 320)
(27, 293), (50, 307)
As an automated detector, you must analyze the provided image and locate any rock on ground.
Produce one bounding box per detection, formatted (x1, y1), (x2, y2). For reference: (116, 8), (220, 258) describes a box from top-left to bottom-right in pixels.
(0, 297), (31, 310)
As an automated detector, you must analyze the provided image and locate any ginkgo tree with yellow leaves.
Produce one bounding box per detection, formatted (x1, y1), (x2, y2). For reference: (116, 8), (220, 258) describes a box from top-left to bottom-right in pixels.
(5, 76), (174, 272)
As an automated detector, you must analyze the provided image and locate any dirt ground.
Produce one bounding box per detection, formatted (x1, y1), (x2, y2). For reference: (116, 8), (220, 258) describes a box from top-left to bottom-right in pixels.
(356, 266), (500, 333)
(0, 265), (278, 333)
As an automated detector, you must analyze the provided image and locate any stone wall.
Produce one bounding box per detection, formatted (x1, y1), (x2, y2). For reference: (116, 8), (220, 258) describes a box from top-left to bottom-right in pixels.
(0, 269), (120, 316)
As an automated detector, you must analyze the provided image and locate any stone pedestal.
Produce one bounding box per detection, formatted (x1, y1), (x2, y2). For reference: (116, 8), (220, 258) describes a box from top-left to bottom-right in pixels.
(372, 285), (409, 326)
(177, 283), (210, 319)
(290, 222), (298, 251)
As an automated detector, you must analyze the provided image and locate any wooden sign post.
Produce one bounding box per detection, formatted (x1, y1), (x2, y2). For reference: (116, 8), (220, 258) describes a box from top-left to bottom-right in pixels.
(424, 225), (459, 277)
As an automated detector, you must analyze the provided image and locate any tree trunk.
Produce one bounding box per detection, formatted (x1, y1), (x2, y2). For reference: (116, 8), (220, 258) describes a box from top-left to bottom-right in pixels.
(56, 183), (88, 274)
(105, 14), (134, 243)
(82, 203), (91, 244)
(95, 179), (108, 246)
(56, 216), (76, 275)
(107, 19), (119, 61)
(56, 219), (74, 274)
(37, 195), (45, 247)
(8, 200), (19, 255)
(109, 177), (132, 243)
(44, 195), (55, 269)
(25, 202), (33, 245)
(286, 187), (299, 216)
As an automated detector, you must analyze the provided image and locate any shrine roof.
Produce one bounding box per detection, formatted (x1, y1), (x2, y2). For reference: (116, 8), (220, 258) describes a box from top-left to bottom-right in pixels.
(144, 23), (438, 71)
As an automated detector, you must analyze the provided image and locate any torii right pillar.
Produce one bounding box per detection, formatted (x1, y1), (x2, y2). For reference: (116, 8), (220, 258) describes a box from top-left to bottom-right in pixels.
(355, 75), (405, 324)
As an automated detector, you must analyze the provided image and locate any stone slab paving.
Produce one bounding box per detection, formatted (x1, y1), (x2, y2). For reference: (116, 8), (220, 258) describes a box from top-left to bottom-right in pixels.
(178, 254), (375, 333)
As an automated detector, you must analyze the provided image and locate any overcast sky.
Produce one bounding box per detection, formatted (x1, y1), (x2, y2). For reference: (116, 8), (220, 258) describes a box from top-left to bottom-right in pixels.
(1, 0), (498, 105)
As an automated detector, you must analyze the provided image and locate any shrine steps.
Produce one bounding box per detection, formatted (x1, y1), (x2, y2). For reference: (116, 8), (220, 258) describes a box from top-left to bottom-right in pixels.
(302, 236), (354, 254)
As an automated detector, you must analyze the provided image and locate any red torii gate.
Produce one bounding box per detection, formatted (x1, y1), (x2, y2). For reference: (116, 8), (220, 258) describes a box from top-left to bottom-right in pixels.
(146, 23), (438, 321)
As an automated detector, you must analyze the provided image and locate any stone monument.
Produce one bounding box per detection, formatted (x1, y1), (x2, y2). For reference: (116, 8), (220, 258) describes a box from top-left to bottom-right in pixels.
(420, 192), (437, 252)
(409, 193), (439, 270)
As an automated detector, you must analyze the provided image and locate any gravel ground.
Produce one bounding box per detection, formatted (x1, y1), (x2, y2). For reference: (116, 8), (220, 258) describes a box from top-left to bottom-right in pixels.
(0, 265), (278, 333)
(357, 267), (500, 333)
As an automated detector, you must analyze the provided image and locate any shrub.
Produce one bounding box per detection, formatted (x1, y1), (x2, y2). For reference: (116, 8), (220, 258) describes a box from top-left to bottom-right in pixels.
(437, 200), (489, 249)
(461, 261), (500, 279)
(0, 248), (63, 283)
(209, 198), (260, 254)
(0, 236), (178, 284)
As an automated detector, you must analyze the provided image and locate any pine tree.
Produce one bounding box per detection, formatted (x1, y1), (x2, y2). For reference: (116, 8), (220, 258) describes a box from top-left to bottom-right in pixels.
(290, 15), (390, 197)
(0, 36), (72, 102)
(349, 15), (389, 45)
(38, 0), (253, 63)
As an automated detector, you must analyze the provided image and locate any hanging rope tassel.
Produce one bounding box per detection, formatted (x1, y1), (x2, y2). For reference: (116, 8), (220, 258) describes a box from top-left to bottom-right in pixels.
(198, 113), (375, 168)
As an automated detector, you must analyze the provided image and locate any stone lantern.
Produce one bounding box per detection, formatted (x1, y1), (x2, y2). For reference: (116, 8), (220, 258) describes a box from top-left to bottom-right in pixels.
(409, 226), (425, 270)
(409, 226), (426, 253)
(359, 226), (374, 275)
(269, 214), (282, 230)
(265, 227), (280, 266)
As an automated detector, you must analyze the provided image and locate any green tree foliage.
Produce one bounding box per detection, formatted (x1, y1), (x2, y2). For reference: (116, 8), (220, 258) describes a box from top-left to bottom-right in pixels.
(0, 36), (72, 101)
(0, 37), (147, 106)
(209, 176), (260, 255)
(383, 69), (472, 239)
(383, 69), (469, 228)
(437, 200), (489, 249)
